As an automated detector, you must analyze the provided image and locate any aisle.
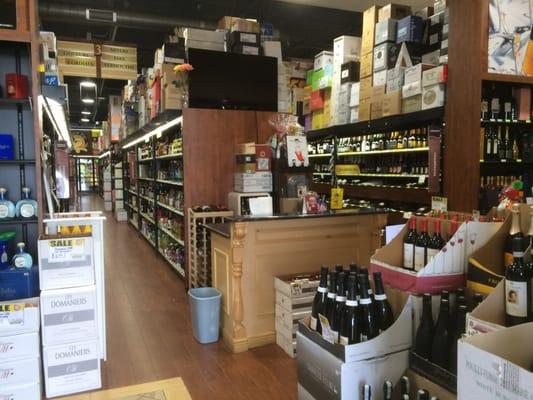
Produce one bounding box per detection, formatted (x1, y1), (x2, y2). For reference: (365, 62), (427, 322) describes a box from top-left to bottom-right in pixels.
(78, 194), (297, 400)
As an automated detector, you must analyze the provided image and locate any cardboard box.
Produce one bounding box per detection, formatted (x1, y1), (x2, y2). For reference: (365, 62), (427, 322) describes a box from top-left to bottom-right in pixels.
(263, 41), (282, 61)
(422, 49), (441, 66)
(422, 83), (446, 110)
(41, 286), (98, 346)
(185, 39), (225, 52)
(0, 332), (39, 361)
(0, 382), (41, 400)
(362, 6), (381, 54)
(333, 35), (361, 64)
(402, 95), (422, 113)
(349, 107), (358, 123)
(373, 69), (387, 87)
(115, 209), (127, 222)
(340, 61), (360, 84)
(434, 0), (448, 14)
(0, 266), (39, 301)
(310, 90), (325, 111)
(404, 63), (435, 85)
(314, 51), (334, 71)
(383, 90), (402, 116)
(0, 297), (40, 337)
(234, 172), (273, 193)
(375, 19), (398, 45)
(359, 76), (372, 100)
(255, 144), (272, 172)
(236, 142), (256, 154)
(359, 98), (371, 121)
(402, 81), (423, 98)
(386, 66), (405, 93)
(103, 181), (111, 192)
(230, 19), (260, 34)
(370, 97), (384, 119)
(373, 42), (400, 72)
(183, 28), (224, 43)
(231, 44), (261, 56)
(311, 110), (324, 130)
(360, 51), (373, 78)
(349, 83), (360, 107)
(422, 65), (447, 87)
(401, 368), (455, 400)
(378, 3), (412, 22)
(397, 15), (425, 43)
(466, 280), (506, 336)
(0, 356), (40, 387)
(458, 323), (533, 400)
(38, 236), (95, 290)
(43, 340), (101, 398)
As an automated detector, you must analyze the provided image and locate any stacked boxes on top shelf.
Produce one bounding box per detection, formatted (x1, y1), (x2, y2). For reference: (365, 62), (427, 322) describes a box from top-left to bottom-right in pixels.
(234, 142), (273, 194)
(113, 162), (127, 222)
(310, 51), (333, 129)
(332, 36), (361, 126)
(103, 166), (112, 211)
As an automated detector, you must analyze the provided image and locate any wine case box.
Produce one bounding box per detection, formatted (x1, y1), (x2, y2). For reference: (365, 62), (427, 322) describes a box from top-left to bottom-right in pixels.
(397, 368), (455, 400)
(402, 95), (422, 113)
(0, 332), (40, 361)
(314, 51), (334, 71)
(43, 339), (101, 398)
(297, 330), (409, 400)
(41, 286), (98, 346)
(370, 216), (503, 294)
(374, 19), (397, 45)
(382, 90), (402, 117)
(0, 382), (41, 400)
(38, 235), (95, 290)
(361, 6), (381, 55)
(458, 323), (533, 400)
(274, 273), (320, 300)
(0, 297), (40, 337)
(466, 280), (506, 337)
(234, 172), (273, 193)
(422, 83), (445, 110)
(276, 304), (312, 333)
(378, 3), (411, 22)
(0, 265), (39, 301)
(103, 181), (111, 191)
(298, 286), (412, 364)
(409, 351), (457, 394)
(0, 356), (40, 387)
(276, 330), (296, 358)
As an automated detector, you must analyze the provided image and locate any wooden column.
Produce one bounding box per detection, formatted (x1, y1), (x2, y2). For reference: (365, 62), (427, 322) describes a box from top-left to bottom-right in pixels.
(230, 221), (247, 350)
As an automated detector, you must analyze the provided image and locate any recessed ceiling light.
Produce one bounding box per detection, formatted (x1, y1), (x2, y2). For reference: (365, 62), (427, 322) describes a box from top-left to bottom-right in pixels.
(80, 81), (96, 88)
(81, 111), (91, 115)
(81, 118), (90, 122)
(82, 98), (94, 104)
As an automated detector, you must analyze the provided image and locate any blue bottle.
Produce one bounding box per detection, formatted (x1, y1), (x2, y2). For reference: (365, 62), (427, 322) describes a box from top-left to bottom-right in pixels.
(12, 242), (32, 269)
(0, 188), (15, 219)
(0, 244), (8, 269)
(16, 187), (38, 218)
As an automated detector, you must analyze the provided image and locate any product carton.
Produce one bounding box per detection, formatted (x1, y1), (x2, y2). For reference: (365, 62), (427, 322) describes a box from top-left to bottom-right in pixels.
(397, 15), (425, 43)
(183, 28), (225, 43)
(466, 280), (506, 336)
(396, 368), (455, 400)
(310, 90), (325, 111)
(314, 51), (334, 71)
(378, 3), (412, 22)
(38, 235), (95, 290)
(362, 6), (381, 54)
(373, 42), (400, 72)
(402, 81), (423, 98)
(0, 332), (39, 361)
(422, 65), (448, 87)
(0, 356), (40, 387)
(359, 76), (373, 100)
(0, 297), (40, 337)
(41, 286), (98, 346)
(422, 83), (446, 110)
(234, 172), (273, 193)
(372, 69), (387, 87)
(349, 107), (359, 123)
(359, 98), (371, 121)
(349, 82), (360, 107)
(43, 339), (101, 398)
(458, 323), (533, 400)
(360, 51), (373, 78)
(0, 382), (41, 400)
(371, 217), (503, 294)
(333, 35), (361, 64)
(340, 61), (360, 84)
(402, 95), (422, 113)
(422, 49), (441, 66)
(375, 19), (398, 45)
(382, 90), (402, 116)
(404, 63), (435, 85)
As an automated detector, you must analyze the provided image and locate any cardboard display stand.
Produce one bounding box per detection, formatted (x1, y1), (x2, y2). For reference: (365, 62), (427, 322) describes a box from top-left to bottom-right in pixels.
(466, 279), (506, 336)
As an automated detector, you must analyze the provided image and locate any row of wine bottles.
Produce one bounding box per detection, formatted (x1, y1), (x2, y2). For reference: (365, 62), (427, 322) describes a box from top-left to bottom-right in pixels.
(310, 264), (394, 345)
(361, 376), (440, 400)
(336, 129), (429, 153)
(403, 218), (451, 271)
(505, 235), (533, 327)
(481, 125), (522, 162)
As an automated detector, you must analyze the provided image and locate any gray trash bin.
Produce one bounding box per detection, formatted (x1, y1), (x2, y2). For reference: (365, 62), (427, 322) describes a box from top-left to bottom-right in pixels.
(188, 287), (222, 344)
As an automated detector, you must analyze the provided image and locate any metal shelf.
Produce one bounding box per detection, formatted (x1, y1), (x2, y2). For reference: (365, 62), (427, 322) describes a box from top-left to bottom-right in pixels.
(308, 153), (332, 159)
(138, 177), (155, 182)
(155, 153), (183, 160)
(159, 225), (184, 246)
(0, 217), (38, 225)
(156, 179), (183, 186)
(336, 173), (427, 179)
(140, 212), (155, 224)
(158, 248), (185, 278)
(0, 159), (36, 165)
(337, 147), (429, 156)
(157, 202), (184, 216)
(139, 194), (154, 203)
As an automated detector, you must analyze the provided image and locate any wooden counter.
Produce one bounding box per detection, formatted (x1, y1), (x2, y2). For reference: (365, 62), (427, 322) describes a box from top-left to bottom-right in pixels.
(208, 211), (388, 353)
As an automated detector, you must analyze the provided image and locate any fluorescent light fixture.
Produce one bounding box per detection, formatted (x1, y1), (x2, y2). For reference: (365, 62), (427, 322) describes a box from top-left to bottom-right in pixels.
(39, 95), (72, 148)
(81, 118), (90, 122)
(123, 116), (182, 149)
(99, 151), (110, 159)
(81, 111), (91, 115)
(82, 98), (94, 104)
(80, 81), (96, 88)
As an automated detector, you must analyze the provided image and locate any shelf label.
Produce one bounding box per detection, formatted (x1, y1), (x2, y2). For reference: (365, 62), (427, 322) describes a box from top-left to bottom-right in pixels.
(431, 196), (448, 212)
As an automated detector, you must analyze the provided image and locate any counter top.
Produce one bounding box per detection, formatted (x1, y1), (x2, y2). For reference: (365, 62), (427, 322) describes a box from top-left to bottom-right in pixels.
(204, 208), (388, 238)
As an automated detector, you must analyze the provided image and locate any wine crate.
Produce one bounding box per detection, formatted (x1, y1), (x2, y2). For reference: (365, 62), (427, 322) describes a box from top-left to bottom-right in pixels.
(0, 297), (40, 337)
(187, 209), (234, 288)
(276, 330), (296, 358)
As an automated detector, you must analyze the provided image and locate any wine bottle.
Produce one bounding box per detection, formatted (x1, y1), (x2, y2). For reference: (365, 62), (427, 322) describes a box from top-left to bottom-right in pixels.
(401, 376), (410, 398)
(417, 390), (429, 400)
(383, 381), (393, 400)
(505, 236), (528, 326)
(311, 266), (329, 333)
(449, 304), (468, 374)
(481, 85), (490, 120)
(427, 219), (445, 263)
(360, 267), (373, 298)
(362, 384), (372, 400)
(373, 272), (394, 333)
(490, 83), (500, 120)
(484, 126), (493, 160)
(504, 87), (513, 121)
(349, 262), (359, 274)
(331, 272), (346, 342)
(431, 298), (451, 368)
(404, 217), (418, 270)
(472, 293), (484, 310)
(415, 293), (434, 359)
(505, 127), (513, 161)
(414, 219), (430, 272)
(359, 274), (379, 342)
(324, 271), (337, 327)
(340, 275), (359, 345)
(497, 126), (505, 161)
(505, 203), (523, 267)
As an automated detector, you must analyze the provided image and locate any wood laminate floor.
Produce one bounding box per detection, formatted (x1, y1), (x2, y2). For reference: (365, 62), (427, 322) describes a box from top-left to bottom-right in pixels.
(77, 194), (297, 400)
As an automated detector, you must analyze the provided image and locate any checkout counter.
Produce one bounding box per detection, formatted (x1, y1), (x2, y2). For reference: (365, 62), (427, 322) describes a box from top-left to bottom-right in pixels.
(204, 209), (388, 353)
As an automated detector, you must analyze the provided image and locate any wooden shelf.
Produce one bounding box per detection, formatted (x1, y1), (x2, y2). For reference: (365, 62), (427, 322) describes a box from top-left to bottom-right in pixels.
(0, 30), (31, 43)
(481, 72), (533, 85)
(338, 147), (429, 156)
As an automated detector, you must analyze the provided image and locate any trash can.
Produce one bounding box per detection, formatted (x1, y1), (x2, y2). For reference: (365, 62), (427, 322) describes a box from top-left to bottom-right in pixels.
(188, 287), (222, 344)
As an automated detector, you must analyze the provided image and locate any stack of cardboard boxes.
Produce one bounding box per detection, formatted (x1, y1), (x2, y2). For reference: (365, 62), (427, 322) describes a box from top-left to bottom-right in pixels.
(234, 143), (273, 193)
(113, 162), (127, 222)
(309, 51), (333, 130)
(103, 167), (112, 211)
(40, 31), (60, 87)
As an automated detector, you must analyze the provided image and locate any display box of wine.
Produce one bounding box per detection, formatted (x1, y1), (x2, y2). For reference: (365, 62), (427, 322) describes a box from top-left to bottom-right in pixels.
(457, 322), (533, 400)
(370, 216), (502, 294)
(0, 332), (39, 361)
(0, 356), (41, 388)
(409, 351), (456, 394)
(0, 382), (41, 400)
(466, 280), (506, 336)
(38, 235), (95, 290)
(395, 368), (456, 400)
(298, 286), (412, 364)
(297, 330), (409, 400)
(0, 297), (40, 337)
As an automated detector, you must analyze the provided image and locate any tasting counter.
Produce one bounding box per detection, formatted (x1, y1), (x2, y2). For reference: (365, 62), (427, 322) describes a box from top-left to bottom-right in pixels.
(204, 209), (388, 353)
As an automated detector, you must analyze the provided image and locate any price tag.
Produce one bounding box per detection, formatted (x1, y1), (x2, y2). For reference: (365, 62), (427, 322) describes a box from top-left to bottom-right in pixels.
(48, 239), (87, 264)
(318, 314), (336, 344)
(431, 196), (448, 212)
(330, 187), (344, 210)
(0, 304), (24, 327)
(418, 175), (426, 184)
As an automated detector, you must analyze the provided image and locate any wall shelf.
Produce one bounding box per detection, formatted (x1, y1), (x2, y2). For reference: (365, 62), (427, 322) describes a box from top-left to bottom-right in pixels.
(155, 153), (183, 160)
(156, 179), (183, 186)
(481, 72), (533, 85)
(337, 147), (429, 156)
(157, 202), (184, 216)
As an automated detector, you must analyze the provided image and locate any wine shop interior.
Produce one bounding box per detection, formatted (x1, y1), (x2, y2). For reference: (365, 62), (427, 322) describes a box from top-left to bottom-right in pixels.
(2, 0), (533, 399)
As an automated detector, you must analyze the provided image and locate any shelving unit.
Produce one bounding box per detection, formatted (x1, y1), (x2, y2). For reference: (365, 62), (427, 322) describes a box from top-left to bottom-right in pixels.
(121, 110), (186, 279)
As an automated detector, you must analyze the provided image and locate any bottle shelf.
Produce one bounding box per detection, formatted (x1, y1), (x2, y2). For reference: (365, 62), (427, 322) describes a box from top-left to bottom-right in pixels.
(129, 218), (139, 230)
(157, 202), (184, 216)
(0, 217), (38, 225)
(481, 72), (533, 85)
(337, 147), (429, 157)
(312, 172), (332, 175)
(141, 231), (156, 247)
(140, 212), (155, 224)
(127, 189), (137, 196)
(139, 194), (154, 203)
(159, 225), (185, 246)
(308, 153), (332, 159)
(138, 158), (152, 163)
(158, 247), (185, 278)
(0, 98), (31, 106)
(0, 159), (36, 165)
(337, 173), (427, 179)
(481, 119), (531, 125)
(155, 153), (183, 160)
(156, 179), (183, 187)
(138, 177), (155, 182)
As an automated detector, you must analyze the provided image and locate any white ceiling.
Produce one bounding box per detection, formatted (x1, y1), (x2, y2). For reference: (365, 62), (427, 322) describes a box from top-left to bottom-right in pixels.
(276, 0), (434, 12)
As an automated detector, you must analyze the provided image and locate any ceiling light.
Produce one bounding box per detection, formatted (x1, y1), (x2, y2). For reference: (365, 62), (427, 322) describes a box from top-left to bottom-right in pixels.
(81, 118), (90, 122)
(123, 116), (183, 149)
(39, 95), (71, 148)
(80, 81), (97, 88)
(82, 98), (94, 104)
(81, 111), (91, 115)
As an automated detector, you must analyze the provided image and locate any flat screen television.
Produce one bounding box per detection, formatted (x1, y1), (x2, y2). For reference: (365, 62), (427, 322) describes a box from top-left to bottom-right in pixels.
(187, 48), (278, 111)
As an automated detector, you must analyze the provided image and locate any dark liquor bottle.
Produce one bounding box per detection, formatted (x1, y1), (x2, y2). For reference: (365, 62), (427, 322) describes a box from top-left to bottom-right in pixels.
(505, 204), (523, 268)
(505, 127), (513, 161)
(472, 293), (484, 310)
(383, 381), (393, 400)
(330, 272), (346, 342)
(427, 219), (445, 263)
(373, 272), (394, 333)
(505, 237), (528, 326)
(404, 217), (418, 270)
(481, 85), (490, 120)
(324, 271), (337, 327)
(311, 266), (329, 333)
(340, 275), (359, 345)
(362, 384), (372, 400)
(359, 267), (373, 298)
(359, 274), (379, 342)
(484, 126), (493, 161)
(431, 298), (451, 368)
(440, 290), (450, 301)
(417, 390), (429, 400)
(414, 293), (434, 359)
(490, 83), (500, 120)
(414, 219), (430, 272)
(503, 87), (514, 121)
(498, 126), (506, 161)
(449, 304), (468, 374)
(400, 376), (410, 398)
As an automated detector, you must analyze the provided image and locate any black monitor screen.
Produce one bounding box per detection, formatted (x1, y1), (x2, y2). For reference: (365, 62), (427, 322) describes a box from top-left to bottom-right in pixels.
(187, 48), (278, 111)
